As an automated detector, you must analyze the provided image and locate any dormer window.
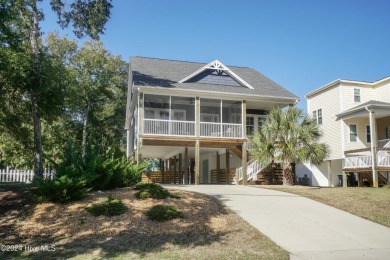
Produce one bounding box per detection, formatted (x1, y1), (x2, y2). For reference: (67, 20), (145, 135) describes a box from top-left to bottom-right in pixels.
(354, 88), (361, 102)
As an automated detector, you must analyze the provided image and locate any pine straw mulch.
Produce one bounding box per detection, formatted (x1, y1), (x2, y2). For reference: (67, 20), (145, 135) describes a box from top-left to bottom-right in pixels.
(0, 185), (288, 259)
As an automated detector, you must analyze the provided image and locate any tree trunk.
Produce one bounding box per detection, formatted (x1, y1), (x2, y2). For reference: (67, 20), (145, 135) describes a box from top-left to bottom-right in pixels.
(30, 1), (43, 180)
(282, 163), (295, 186)
(81, 105), (89, 158)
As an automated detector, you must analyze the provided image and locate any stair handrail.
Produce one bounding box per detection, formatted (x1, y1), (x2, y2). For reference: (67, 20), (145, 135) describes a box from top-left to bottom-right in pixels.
(237, 160), (263, 182)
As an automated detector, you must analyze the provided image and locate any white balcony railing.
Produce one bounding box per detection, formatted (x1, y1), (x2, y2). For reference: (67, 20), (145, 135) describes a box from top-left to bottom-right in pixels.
(200, 122), (242, 138)
(345, 155), (390, 168)
(143, 119), (195, 136)
(345, 156), (372, 168)
(143, 119), (243, 138)
(378, 155), (390, 167)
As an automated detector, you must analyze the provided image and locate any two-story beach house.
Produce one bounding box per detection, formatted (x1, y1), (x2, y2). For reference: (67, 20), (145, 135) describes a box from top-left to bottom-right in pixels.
(125, 57), (298, 185)
(298, 77), (390, 187)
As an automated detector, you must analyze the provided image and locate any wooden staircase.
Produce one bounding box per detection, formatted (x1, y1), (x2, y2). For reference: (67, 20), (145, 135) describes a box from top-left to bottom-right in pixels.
(359, 172), (388, 187)
(252, 163), (283, 185)
(229, 145), (250, 160)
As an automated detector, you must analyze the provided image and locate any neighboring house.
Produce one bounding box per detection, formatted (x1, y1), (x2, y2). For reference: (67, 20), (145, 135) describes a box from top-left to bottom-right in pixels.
(125, 57), (298, 184)
(298, 77), (390, 187)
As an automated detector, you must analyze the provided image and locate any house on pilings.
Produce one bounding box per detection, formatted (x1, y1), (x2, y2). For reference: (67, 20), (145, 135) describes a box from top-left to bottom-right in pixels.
(125, 57), (299, 184)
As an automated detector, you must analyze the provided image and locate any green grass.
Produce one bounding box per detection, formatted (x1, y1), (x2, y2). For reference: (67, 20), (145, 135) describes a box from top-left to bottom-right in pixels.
(260, 185), (390, 227)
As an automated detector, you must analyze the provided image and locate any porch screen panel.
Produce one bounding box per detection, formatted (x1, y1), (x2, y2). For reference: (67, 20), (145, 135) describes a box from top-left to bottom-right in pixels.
(200, 98), (221, 137)
(171, 96), (195, 136)
(143, 94), (170, 135)
(222, 100), (242, 138)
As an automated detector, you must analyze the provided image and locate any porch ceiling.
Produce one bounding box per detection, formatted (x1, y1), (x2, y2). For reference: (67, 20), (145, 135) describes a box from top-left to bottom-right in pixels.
(336, 100), (390, 120)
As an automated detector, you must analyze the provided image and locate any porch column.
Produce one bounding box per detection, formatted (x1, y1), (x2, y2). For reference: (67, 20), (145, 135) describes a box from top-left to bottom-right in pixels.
(160, 159), (164, 184)
(169, 158), (173, 184)
(216, 151), (220, 183)
(342, 171), (348, 187)
(126, 129), (131, 159)
(242, 141), (248, 185)
(368, 108), (379, 188)
(137, 92), (143, 164)
(327, 160), (332, 187)
(179, 153), (182, 184)
(173, 156), (177, 184)
(184, 147), (189, 184)
(195, 97), (200, 137)
(242, 100), (247, 139)
(195, 140), (200, 185)
(226, 149), (230, 184)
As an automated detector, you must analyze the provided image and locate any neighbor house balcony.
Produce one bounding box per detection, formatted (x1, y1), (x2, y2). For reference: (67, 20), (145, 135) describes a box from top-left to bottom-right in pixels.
(345, 154), (390, 169)
(344, 138), (390, 170)
(141, 94), (244, 139)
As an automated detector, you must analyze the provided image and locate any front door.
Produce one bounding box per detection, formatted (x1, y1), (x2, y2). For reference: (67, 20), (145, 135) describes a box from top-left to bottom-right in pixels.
(202, 159), (209, 184)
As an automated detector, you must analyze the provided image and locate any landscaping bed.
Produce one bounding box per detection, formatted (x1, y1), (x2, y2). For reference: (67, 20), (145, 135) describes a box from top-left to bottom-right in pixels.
(0, 184), (288, 259)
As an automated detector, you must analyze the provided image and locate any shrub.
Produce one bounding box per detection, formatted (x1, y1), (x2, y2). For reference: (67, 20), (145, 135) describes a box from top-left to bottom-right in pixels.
(86, 196), (127, 216)
(33, 176), (90, 204)
(135, 187), (171, 199)
(134, 182), (162, 190)
(134, 182), (180, 199)
(55, 139), (149, 191)
(146, 205), (183, 221)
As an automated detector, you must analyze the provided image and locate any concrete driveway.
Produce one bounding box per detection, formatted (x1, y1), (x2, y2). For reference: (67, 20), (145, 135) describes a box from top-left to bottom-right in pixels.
(163, 185), (390, 260)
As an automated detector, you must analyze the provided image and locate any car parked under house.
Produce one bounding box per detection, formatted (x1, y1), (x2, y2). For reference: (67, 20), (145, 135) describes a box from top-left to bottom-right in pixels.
(125, 57), (298, 184)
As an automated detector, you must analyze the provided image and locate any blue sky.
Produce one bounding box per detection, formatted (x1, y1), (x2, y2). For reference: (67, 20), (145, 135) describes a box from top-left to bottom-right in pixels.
(39, 0), (390, 111)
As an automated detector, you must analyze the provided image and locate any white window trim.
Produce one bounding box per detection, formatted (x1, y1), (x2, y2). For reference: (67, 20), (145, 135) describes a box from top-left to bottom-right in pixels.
(366, 125), (371, 143)
(317, 108), (322, 125)
(353, 88), (361, 103)
(349, 124), (358, 143)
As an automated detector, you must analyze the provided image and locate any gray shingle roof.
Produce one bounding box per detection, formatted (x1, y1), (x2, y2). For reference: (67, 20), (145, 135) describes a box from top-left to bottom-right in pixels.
(130, 57), (298, 100)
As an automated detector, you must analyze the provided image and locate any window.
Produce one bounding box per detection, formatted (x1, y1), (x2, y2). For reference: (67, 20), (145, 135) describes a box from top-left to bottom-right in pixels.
(312, 109), (322, 125)
(350, 124), (357, 142)
(145, 109), (155, 119)
(366, 125), (371, 143)
(386, 127), (390, 139)
(258, 117), (266, 128)
(246, 116), (254, 135)
(159, 111), (169, 120)
(317, 109), (322, 125)
(173, 111), (185, 121)
(354, 88), (361, 102)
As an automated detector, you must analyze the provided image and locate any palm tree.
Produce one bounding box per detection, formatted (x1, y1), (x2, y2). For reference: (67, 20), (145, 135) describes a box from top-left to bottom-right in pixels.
(250, 107), (328, 186)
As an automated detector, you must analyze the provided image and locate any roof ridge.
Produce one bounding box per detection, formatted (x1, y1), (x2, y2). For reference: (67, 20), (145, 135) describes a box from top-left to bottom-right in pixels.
(131, 56), (251, 69)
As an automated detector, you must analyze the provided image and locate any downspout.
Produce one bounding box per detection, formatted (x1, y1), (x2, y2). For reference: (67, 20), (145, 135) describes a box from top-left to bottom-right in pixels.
(365, 106), (378, 188)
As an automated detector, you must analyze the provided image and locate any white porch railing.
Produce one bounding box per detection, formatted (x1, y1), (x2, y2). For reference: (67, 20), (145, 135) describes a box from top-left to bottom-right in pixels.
(345, 155), (390, 168)
(345, 156), (372, 168)
(200, 122), (242, 138)
(378, 155), (390, 167)
(237, 160), (263, 182)
(0, 168), (55, 183)
(143, 119), (243, 138)
(143, 119), (195, 136)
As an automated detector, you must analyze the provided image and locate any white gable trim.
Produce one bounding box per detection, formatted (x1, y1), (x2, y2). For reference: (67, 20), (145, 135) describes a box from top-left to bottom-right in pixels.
(178, 60), (254, 89)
